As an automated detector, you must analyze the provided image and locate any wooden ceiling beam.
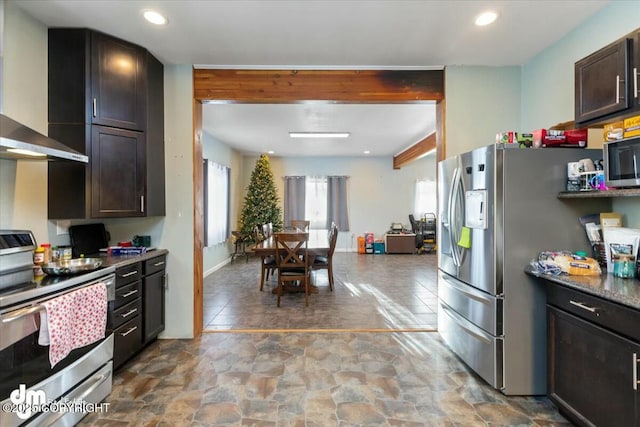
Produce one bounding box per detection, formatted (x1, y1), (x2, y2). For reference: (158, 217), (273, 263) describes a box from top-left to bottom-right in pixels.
(393, 132), (436, 169)
(193, 69), (444, 103)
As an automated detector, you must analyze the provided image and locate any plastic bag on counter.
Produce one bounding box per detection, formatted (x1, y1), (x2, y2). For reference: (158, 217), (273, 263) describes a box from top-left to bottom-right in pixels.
(531, 251), (602, 276)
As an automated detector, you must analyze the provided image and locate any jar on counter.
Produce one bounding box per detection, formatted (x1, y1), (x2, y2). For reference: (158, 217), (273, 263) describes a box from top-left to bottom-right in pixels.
(33, 246), (45, 276)
(51, 246), (60, 262)
(59, 246), (72, 260)
(613, 255), (636, 279)
(41, 243), (52, 264)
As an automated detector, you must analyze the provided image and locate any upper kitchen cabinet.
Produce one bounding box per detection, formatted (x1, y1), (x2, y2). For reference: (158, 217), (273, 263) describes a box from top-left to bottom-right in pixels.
(91, 32), (146, 131)
(633, 29), (640, 109)
(47, 29), (165, 219)
(575, 37), (630, 124)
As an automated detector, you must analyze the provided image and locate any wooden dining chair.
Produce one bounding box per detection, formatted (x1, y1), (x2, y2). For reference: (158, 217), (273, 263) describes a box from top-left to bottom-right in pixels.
(254, 226), (277, 291)
(290, 220), (310, 231)
(312, 222), (338, 291)
(274, 231), (311, 306)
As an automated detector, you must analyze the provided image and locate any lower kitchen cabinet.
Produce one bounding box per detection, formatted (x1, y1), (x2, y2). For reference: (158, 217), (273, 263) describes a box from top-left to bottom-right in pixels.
(547, 284), (640, 427)
(112, 255), (166, 369)
(143, 255), (166, 344)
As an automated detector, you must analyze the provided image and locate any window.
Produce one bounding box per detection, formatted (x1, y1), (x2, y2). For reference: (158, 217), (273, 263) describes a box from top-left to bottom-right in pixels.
(305, 176), (327, 230)
(204, 160), (230, 246)
(284, 175), (350, 231)
(414, 179), (437, 218)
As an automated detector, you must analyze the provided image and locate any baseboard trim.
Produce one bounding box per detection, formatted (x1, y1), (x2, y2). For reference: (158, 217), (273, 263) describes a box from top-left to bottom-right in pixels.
(203, 257), (232, 278)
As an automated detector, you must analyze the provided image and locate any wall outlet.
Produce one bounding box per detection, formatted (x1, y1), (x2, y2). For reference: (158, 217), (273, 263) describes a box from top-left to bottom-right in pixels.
(56, 220), (70, 235)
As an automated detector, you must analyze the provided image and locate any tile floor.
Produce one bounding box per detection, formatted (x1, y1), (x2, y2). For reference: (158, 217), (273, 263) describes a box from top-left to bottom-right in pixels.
(79, 252), (570, 425)
(203, 253), (439, 331)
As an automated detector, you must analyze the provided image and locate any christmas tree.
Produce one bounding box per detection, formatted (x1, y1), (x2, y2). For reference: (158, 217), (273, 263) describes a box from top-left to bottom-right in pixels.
(239, 154), (283, 240)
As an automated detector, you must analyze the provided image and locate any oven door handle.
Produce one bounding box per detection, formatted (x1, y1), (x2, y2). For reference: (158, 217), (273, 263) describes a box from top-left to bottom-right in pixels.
(1, 304), (44, 323)
(39, 370), (112, 426)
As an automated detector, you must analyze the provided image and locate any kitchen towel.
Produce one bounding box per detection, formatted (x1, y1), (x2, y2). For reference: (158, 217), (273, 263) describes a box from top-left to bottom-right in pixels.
(38, 282), (107, 367)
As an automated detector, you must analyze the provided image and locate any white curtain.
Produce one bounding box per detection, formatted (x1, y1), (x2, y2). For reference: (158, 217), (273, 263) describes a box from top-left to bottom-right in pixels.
(414, 179), (437, 218)
(305, 176), (327, 230)
(205, 160), (229, 246)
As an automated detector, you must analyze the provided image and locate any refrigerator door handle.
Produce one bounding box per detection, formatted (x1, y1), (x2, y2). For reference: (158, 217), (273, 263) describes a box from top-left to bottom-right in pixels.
(450, 166), (465, 267)
(441, 273), (493, 305)
(447, 167), (460, 266)
(441, 303), (493, 344)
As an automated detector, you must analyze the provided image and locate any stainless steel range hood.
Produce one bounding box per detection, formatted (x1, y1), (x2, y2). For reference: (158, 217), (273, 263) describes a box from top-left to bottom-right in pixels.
(0, 114), (88, 163)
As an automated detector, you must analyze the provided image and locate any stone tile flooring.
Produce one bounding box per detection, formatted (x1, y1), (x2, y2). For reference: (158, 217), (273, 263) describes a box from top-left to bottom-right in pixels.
(79, 252), (570, 425)
(203, 253), (439, 331)
(82, 332), (570, 426)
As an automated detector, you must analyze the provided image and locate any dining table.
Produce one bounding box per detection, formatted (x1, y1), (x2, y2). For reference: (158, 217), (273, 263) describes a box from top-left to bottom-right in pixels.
(253, 229), (330, 294)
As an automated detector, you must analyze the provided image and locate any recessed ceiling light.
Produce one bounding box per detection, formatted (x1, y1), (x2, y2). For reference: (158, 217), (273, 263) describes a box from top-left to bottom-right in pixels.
(363, 150), (370, 155)
(143, 10), (168, 26)
(267, 150), (274, 154)
(289, 132), (350, 138)
(475, 11), (498, 26)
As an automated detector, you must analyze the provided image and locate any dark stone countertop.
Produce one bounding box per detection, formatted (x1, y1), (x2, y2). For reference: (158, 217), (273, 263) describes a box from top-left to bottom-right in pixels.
(90, 248), (169, 269)
(525, 265), (640, 310)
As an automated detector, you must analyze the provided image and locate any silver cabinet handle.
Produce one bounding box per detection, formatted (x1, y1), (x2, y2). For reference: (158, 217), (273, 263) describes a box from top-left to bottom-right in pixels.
(120, 308), (137, 318)
(119, 289), (138, 298)
(121, 270), (138, 278)
(120, 326), (138, 337)
(569, 300), (599, 316)
(154, 261), (165, 267)
(92, 98), (97, 117)
(141, 195), (144, 213)
(633, 353), (639, 391)
(634, 67), (638, 99)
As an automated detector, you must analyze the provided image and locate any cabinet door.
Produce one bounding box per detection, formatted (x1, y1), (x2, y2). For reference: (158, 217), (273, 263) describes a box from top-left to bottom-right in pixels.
(575, 38), (630, 123)
(91, 32), (146, 131)
(548, 306), (640, 426)
(633, 30), (640, 108)
(143, 270), (165, 344)
(91, 126), (144, 218)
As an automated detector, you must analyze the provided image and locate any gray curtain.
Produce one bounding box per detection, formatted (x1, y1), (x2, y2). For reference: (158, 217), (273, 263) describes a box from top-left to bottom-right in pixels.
(327, 176), (349, 231)
(284, 176), (305, 227)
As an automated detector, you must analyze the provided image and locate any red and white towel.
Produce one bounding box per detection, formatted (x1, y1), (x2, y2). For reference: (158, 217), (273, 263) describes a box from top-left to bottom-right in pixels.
(39, 282), (107, 367)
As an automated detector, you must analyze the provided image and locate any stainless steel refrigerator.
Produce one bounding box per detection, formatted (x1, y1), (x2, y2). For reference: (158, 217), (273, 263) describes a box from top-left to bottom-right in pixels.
(437, 144), (609, 395)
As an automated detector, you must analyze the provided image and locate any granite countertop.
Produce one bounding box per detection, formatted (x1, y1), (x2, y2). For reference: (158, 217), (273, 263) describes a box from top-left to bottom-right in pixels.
(93, 248), (169, 269)
(525, 265), (640, 310)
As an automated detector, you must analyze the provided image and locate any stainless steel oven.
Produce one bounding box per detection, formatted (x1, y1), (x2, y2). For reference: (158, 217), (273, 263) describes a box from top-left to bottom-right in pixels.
(0, 230), (115, 427)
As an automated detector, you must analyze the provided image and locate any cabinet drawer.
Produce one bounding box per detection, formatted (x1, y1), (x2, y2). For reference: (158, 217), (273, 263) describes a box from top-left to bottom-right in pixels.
(115, 262), (142, 287)
(113, 315), (142, 369)
(547, 284), (640, 342)
(110, 298), (141, 330)
(114, 280), (141, 309)
(144, 255), (166, 276)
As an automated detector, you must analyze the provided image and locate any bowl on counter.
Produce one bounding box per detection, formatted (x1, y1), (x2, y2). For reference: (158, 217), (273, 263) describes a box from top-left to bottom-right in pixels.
(42, 258), (103, 276)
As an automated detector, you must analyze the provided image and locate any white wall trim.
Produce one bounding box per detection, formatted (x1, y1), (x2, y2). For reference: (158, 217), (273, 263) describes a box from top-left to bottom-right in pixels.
(204, 257), (232, 277)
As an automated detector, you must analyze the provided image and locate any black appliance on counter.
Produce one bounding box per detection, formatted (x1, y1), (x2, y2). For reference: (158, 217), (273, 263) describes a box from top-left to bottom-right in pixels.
(69, 223), (110, 257)
(0, 230), (115, 427)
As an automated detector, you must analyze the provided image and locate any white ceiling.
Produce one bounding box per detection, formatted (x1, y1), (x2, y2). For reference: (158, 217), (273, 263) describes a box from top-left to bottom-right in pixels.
(15, 0), (610, 157)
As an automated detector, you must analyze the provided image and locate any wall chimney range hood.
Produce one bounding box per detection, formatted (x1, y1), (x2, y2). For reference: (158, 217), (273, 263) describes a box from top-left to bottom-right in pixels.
(0, 114), (88, 163)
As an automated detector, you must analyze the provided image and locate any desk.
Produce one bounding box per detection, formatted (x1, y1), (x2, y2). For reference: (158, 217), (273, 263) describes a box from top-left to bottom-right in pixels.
(385, 233), (416, 254)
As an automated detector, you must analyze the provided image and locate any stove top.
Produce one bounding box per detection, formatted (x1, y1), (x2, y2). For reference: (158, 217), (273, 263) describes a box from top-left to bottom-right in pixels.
(0, 266), (116, 310)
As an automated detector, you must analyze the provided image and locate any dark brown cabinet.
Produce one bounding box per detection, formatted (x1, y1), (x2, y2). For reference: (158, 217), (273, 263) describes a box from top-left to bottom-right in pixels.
(142, 255), (166, 344)
(91, 126), (144, 217)
(575, 38), (630, 123)
(633, 30), (640, 109)
(91, 32), (145, 131)
(112, 255), (166, 370)
(47, 28), (165, 219)
(546, 284), (640, 427)
(112, 261), (143, 370)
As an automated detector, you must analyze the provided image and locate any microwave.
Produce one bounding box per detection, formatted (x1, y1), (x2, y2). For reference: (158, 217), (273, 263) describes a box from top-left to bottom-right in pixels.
(604, 136), (640, 188)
